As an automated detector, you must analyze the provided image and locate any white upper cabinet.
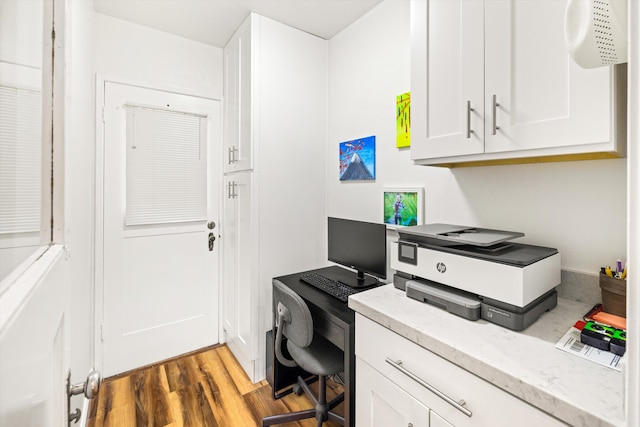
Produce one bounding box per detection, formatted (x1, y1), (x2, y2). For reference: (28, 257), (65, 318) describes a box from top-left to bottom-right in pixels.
(410, 0), (484, 159)
(410, 0), (626, 166)
(224, 16), (253, 172)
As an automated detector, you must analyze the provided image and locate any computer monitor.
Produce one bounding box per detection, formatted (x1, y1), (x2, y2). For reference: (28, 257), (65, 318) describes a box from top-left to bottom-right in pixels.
(327, 217), (387, 288)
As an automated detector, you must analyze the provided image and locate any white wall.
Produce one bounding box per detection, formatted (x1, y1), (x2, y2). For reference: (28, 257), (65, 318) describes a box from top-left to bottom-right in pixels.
(94, 13), (223, 99)
(451, 159), (626, 272)
(328, 0), (626, 275)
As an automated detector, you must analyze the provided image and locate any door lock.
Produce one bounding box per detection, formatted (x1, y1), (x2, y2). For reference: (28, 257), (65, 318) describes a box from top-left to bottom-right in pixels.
(208, 232), (216, 251)
(207, 221), (216, 230)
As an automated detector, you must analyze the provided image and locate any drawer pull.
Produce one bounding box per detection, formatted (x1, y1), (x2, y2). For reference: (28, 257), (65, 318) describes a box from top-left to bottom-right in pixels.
(385, 358), (472, 417)
(466, 100), (474, 139)
(492, 94), (501, 135)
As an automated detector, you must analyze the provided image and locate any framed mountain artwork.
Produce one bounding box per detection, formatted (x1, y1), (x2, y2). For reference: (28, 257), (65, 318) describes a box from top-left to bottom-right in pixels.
(339, 135), (376, 181)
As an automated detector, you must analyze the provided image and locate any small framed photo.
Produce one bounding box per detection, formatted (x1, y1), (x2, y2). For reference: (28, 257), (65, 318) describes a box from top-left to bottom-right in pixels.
(382, 187), (424, 228)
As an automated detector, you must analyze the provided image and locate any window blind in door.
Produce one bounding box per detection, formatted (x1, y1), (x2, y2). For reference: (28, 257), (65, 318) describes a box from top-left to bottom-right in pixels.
(125, 105), (207, 226)
(0, 85), (42, 234)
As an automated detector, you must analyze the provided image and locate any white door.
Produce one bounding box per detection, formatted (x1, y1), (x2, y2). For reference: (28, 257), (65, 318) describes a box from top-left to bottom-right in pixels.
(100, 81), (221, 376)
(0, 248), (69, 427)
(1, 1), (70, 424)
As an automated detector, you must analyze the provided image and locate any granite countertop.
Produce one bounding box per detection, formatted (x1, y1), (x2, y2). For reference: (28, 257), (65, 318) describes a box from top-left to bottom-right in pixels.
(349, 284), (625, 427)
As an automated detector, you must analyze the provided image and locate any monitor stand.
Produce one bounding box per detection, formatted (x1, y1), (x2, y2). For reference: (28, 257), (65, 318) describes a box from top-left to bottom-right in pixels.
(329, 266), (379, 288)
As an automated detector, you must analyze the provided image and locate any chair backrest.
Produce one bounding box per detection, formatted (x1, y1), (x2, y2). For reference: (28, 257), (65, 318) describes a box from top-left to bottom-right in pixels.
(273, 279), (314, 349)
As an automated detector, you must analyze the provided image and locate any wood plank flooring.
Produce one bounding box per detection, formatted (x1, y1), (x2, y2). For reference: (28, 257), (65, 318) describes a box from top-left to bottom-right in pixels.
(87, 344), (344, 427)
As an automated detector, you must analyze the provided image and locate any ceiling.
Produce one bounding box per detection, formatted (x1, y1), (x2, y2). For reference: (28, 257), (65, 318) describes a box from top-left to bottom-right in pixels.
(93, 0), (383, 48)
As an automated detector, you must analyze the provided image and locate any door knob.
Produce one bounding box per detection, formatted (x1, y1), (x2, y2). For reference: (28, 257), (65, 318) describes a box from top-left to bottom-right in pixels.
(67, 369), (101, 425)
(207, 221), (216, 230)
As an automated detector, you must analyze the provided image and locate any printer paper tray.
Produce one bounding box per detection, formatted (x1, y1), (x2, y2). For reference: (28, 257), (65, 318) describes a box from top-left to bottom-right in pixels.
(397, 224), (524, 247)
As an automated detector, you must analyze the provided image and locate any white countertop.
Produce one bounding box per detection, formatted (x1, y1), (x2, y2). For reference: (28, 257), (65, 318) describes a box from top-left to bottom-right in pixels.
(349, 284), (625, 427)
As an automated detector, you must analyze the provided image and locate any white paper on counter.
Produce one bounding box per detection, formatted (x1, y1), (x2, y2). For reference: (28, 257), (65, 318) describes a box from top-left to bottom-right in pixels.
(555, 325), (623, 371)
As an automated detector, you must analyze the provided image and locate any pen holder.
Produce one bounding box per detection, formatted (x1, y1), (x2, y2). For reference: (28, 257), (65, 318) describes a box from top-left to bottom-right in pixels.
(599, 272), (626, 317)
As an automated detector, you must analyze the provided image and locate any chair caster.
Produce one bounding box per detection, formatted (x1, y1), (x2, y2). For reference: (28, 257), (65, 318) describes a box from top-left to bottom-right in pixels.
(293, 383), (303, 396)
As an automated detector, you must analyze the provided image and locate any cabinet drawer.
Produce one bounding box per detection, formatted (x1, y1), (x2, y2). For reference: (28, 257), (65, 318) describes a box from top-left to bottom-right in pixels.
(355, 314), (567, 427)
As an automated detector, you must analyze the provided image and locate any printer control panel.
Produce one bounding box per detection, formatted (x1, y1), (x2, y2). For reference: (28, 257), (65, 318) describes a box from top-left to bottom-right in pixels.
(397, 241), (418, 265)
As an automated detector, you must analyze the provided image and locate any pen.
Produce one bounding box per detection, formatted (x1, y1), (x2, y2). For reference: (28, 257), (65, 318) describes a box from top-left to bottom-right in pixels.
(605, 266), (614, 277)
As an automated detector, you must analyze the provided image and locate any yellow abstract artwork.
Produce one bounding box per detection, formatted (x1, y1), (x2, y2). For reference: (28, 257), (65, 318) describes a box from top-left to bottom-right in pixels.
(396, 92), (410, 148)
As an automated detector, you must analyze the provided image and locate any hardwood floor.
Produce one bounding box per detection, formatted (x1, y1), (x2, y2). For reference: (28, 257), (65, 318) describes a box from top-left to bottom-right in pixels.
(87, 344), (344, 427)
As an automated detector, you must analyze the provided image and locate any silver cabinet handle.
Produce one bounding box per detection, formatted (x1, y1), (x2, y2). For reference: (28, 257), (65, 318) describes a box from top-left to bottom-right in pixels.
(492, 94), (500, 135)
(386, 358), (472, 417)
(466, 100), (474, 139)
(228, 146), (239, 164)
(227, 181), (238, 199)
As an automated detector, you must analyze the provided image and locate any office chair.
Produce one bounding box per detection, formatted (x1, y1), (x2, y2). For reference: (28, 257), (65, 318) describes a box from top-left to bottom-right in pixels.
(263, 279), (345, 427)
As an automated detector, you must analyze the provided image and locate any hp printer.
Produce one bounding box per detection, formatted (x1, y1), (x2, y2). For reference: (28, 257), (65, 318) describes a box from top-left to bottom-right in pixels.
(391, 224), (560, 331)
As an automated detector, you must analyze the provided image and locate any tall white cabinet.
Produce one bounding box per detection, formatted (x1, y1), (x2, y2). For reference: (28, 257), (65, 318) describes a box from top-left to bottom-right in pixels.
(410, 0), (626, 166)
(222, 13), (328, 382)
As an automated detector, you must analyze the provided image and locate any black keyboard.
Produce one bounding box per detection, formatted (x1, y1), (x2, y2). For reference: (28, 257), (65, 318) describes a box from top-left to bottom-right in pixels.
(300, 272), (360, 302)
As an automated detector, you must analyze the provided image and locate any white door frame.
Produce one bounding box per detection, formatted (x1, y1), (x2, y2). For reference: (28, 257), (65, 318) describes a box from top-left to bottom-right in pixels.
(93, 75), (224, 374)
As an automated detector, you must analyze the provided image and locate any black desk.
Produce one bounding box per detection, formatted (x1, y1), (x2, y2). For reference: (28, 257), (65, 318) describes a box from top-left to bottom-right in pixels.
(273, 266), (359, 427)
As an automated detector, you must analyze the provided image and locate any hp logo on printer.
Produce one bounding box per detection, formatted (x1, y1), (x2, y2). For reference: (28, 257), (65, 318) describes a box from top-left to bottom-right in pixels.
(436, 262), (446, 273)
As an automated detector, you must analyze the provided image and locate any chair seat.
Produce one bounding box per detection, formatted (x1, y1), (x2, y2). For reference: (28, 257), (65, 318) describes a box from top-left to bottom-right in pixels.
(287, 333), (343, 376)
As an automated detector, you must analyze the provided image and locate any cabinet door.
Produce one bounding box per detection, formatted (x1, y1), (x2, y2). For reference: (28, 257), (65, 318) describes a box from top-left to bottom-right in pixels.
(222, 172), (258, 370)
(223, 29), (238, 173)
(223, 16), (253, 173)
(430, 411), (454, 427)
(484, 0), (612, 154)
(410, 0), (484, 160)
(356, 357), (430, 427)
(221, 175), (238, 338)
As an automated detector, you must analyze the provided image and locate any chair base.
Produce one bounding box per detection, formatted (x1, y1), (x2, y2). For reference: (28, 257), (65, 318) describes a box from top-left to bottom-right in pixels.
(262, 375), (344, 427)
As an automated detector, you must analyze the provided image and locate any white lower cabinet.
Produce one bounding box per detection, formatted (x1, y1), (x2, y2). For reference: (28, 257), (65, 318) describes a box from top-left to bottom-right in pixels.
(355, 314), (568, 427)
(222, 172), (259, 379)
(356, 357), (430, 427)
(430, 411), (454, 427)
